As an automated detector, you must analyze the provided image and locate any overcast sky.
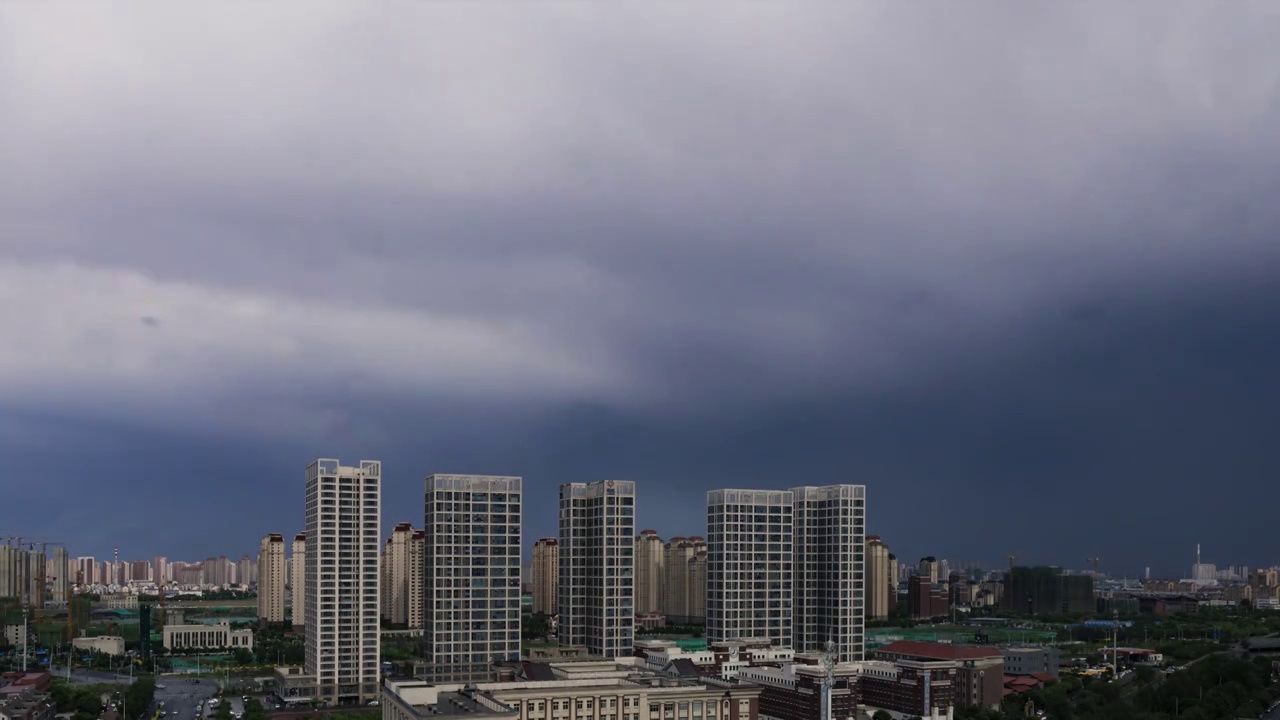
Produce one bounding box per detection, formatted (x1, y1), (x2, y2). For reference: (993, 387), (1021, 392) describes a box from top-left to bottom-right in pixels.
(2, 2), (1279, 577)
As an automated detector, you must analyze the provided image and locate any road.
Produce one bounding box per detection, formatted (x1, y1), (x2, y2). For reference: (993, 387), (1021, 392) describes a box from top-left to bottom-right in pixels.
(52, 668), (138, 685)
(156, 678), (219, 720)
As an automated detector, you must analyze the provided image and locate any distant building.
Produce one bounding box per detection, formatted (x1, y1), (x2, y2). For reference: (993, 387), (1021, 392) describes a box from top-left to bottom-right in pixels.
(289, 533), (305, 629)
(382, 523), (424, 628)
(71, 636), (125, 657)
(662, 536), (707, 625)
(866, 536), (892, 620)
(163, 621), (254, 651)
(1001, 646), (1060, 678)
(1003, 566), (1094, 616)
(635, 530), (665, 616)
(919, 557), (941, 583)
(257, 534), (286, 623)
(907, 575), (948, 620)
(530, 538), (559, 616)
(791, 484), (866, 662)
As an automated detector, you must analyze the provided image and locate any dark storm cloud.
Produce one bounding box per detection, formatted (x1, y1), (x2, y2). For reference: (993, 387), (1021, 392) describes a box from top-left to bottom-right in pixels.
(1, 2), (1279, 568)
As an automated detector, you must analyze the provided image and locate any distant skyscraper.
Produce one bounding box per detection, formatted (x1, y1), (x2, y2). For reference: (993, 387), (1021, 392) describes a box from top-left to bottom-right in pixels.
(559, 480), (636, 658)
(152, 557), (169, 585)
(919, 557), (941, 583)
(634, 529), (665, 616)
(131, 560), (151, 583)
(382, 523), (424, 629)
(792, 484), (866, 662)
(50, 547), (69, 605)
(290, 533), (305, 629)
(531, 538), (559, 616)
(424, 474), (522, 680)
(706, 488), (794, 648)
(237, 555), (257, 586)
(305, 459), (381, 705)
(74, 557), (95, 585)
(662, 536), (708, 625)
(866, 536), (891, 620)
(257, 534), (286, 623)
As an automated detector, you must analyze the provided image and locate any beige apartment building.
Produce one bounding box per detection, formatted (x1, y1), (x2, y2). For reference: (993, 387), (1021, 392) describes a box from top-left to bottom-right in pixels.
(634, 530), (665, 616)
(531, 538), (559, 616)
(290, 533), (305, 629)
(258, 534), (287, 623)
(866, 536), (892, 620)
(661, 537), (707, 626)
(382, 523), (425, 628)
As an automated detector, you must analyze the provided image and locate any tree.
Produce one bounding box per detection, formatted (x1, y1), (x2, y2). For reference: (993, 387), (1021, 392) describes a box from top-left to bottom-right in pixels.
(215, 699), (233, 720)
(243, 697), (267, 720)
(872, 711), (893, 720)
(124, 677), (156, 720)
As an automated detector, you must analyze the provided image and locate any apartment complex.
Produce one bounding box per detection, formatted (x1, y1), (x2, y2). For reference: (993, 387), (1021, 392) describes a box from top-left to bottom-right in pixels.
(304, 458), (382, 706)
(791, 484), (866, 662)
(49, 548), (69, 606)
(424, 474), (523, 681)
(874, 640), (1003, 710)
(531, 538), (559, 616)
(258, 533), (287, 623)
(0, 546), (46, 608)
(291, 534), (305, 629)
(705, 489), (794, 649)
(634, 530), (665, 616)
(382, 523), (425, 629)
(559, 480), (636, 658)
(662, 537), (707, 625)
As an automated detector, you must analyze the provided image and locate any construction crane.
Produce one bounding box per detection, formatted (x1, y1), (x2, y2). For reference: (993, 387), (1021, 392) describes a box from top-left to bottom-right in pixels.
(1088, 557), (1102, 576)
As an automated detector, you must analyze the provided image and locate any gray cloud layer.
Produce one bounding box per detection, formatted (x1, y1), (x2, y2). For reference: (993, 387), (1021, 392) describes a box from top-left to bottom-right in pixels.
(2, 3), (1279, 569)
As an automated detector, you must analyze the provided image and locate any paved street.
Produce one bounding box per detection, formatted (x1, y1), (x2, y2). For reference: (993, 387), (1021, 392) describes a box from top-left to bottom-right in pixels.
(53, 668), (139, 685)
(157, 678), (219, 720)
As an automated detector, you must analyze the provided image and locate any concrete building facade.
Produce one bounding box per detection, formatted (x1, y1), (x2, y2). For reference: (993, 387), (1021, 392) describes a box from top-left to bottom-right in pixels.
(531, 538), (559, 616)
(634, 530), (665, 617)
(866, 536), (891, 620)
(163, 621), (254, 651)
(305, 458), (382, 706)
(424, 474), (523, 681)
(662, 537), (708, 626)
(291, 534), (305, 629)
(559, 480), (636, 658)
(258, 534), (287, 623)
(382, 523), (417, 626)
(706, 489), (794, 649)
(791, 484), (866, 662)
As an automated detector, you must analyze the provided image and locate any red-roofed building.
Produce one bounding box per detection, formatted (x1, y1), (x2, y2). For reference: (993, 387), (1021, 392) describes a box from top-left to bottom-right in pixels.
(0, 672), (51, 698)
(875, 641), (1004, 710)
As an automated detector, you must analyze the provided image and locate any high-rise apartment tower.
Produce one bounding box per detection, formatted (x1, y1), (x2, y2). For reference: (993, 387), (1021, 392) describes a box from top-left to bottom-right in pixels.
(531, 538), (559, 616)
(290, 533), (306, 629)
(257, 534), (286, 623)
(304, 459), (381, 705)
(424, 474), (522, 681)
(635, 530), (665, 616)
(559, 480), (636, 658)
(706, 489), (794, 648)
(791, 484), (866, 662)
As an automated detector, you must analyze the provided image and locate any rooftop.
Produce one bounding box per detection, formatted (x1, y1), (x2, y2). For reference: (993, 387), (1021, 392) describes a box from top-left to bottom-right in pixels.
(876, 640), (1003, 661)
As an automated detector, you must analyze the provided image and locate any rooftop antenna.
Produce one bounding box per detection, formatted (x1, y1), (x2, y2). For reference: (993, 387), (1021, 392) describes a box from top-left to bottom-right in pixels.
(820, 640), (837, 720)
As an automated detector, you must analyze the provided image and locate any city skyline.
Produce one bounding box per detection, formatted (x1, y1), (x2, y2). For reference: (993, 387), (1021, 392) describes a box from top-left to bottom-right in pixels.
(4, 3), (1280, 579)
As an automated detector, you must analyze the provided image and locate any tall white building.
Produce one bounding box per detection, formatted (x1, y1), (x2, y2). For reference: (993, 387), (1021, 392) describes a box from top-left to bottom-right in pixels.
(258, 534), (287, 623)
(291, 533), (306, 629)
(558, 480), (636, 658)
(791, 484), (866, 662)
(424, 474), (523, 681)
(305, 459), (381, 705)
(706, 489), (794, 648)
(152, 556), (169, 585)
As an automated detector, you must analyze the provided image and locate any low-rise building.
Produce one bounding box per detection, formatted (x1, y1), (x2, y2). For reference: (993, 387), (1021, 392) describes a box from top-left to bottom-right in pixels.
(0, 690), (53, 720)
(70, 636), (125, 657)
(163, 621), (253, 651)
(1099, 648), (1163, 666)
(382, 660), (760, 720)
(874, 641), (1003, 710)
(273, 667), (317, 706)
(100, 594), (137, 610)
(633, 639), (793, 680)
(0, 673), (51, 700)
(738, 654), (958, 720)
(1001, 647), (1060, 679)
